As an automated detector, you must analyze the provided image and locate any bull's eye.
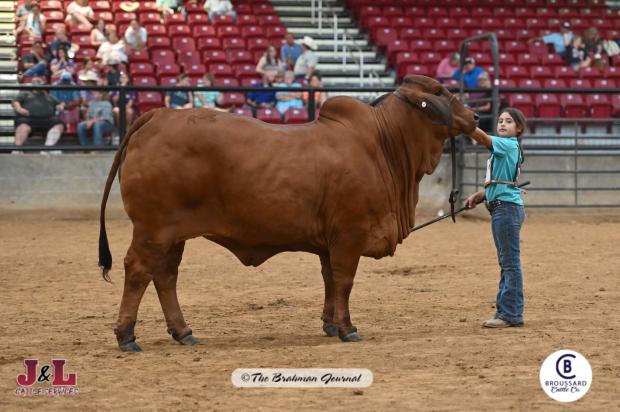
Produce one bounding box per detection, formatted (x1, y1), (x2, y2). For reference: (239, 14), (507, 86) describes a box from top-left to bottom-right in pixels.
(434, 91), (442, 97)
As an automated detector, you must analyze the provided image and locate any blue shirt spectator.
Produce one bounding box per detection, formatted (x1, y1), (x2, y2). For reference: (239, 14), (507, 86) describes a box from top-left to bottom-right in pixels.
(275, 71), (304, 114)
(529, 21), (573, 55)
(281, 33), (303, 69)
(50, 72), (80, 105)
(246, 75), (277, 109)
(452, 58), (484, 89)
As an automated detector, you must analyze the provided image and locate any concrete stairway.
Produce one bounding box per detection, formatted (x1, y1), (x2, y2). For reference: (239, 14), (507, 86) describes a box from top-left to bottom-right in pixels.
(0, 0), (17, 143)
(271, 0), (394, 98)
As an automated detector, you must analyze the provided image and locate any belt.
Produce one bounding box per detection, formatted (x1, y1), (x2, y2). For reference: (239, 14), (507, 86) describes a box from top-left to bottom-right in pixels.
(485, 200), (504, 212)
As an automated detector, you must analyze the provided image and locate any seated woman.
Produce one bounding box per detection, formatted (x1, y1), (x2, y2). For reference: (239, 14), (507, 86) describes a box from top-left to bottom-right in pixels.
(165, 73), (193, 109)
(564, 35), (591, 71)
(111, 72), (136, 127)
(469, 72), (507, 134)
(15, 2), (45, 39)
(194, 73), (227, 111)
(66, 0), (95, 30)
(302, 72), (328, 110)
(90, 18), (107, 47)
(50, 47), (76, 79)
(256, 45), (284, 77)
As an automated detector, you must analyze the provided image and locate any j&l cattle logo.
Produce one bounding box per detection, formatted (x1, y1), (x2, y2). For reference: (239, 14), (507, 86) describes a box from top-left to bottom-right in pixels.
(15, 359), (79, 397)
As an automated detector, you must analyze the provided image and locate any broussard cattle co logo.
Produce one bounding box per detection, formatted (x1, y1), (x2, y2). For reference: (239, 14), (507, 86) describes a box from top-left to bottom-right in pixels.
(539, 350), (592, 402)
(15, 359), (79, 397)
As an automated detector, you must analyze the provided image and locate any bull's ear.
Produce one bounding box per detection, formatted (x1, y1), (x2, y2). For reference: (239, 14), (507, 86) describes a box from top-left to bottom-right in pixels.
(399, 86), (453, 131)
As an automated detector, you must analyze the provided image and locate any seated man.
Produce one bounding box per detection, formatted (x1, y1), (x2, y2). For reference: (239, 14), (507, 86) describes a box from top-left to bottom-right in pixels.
(21, 42), (49, 78)
(204, 0), (236, 22)
(50, 71), (81, 110)
(274, 70), (303, 115)
(78, 91), (114, 146)
(246, 72), (277, 112)
(66, 0), (94, 30)
(12, 77), (65, 147)
(15, 2), (45, 39)
(15, 0), (33, 22)
(124, 19), (147, 52)
(49, 26), (79, 59)
(528, 21), (573, 56)
(452, 57), (484, 89)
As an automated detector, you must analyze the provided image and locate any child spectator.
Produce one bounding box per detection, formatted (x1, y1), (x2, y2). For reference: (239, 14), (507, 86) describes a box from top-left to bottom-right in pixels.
(275, 70), (304, 115)
(90, 18), (108, 47)
(111, 72), (136, 127)
(78, 90), (115, 146)
(303, 71), (328, 109)
(436, 52), (460, 82)
(66, 0), (94, 30)
(281, 33), (303, 70)
(204, 0), (236, 23)
(165, 74), (193, 109)
(124, 19), (147, 52)
(12, 77), (65, 147)
(15, 2), (45, 39)
(50, 47), (76, 79)
(194, 73), (225, 110)
(246, 72), (277, 113)
(256, 45), (284, 77)
(564, 35), (591, 70)
(528, 21), (572, 56)
(156, 0), (180, 15)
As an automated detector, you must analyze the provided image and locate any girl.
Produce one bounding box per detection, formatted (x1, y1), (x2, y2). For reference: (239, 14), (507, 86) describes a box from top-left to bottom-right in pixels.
(464, 108), (527, 328)
(90, 18), (108, 47)
(256, 45), (284, 77)
(50, 47), (76, 78)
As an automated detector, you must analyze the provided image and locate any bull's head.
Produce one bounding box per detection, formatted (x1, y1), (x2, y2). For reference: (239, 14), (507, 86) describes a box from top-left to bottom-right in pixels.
(396, 75), (478, 137)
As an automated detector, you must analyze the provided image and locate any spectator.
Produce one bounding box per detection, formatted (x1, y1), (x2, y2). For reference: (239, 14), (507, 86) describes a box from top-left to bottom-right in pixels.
(49, 27), (78, 60)
(90, 18), (108, 47)
(582, 27), (604, 56)
(436, 52), (460, 82)
(51, 71), (81, 109)
(303, 71), (328, 109)
(15, 2), (45, 39)
(156, 0), (180, 15)
(15, 0), (33, 22)
(77, 57), (101, 81)
(111, 72), (136, 127)
(103, 60), (121, 86)
(204, 0), (236, 23)
(528, 21), (572, 56)
(452, 57), (484, 88)
(97, 30), (128, 65)
(50, 47), (76, 78)
(124, 19), (147, 52)
(12, 77), (65, 147)
(469, 72), (507, 133)
(293, 36), (318, 82)
(564, 35), (591, 70)
(78, 70), (100, 107)
(256, 45), (284, 77)
(275, 70), (303, 115)
(194, 73), (225, 110)
(246, 72), (277, 112)
(21, 41), (49, 78)
(165, 73), (193, 109)
(66, 0), (95, 30)
(78, 90), (115, 146)
(281, 33), (303, 70)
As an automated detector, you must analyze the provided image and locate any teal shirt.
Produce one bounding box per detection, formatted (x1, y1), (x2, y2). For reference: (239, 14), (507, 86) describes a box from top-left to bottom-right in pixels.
(485, 136), (523, 205)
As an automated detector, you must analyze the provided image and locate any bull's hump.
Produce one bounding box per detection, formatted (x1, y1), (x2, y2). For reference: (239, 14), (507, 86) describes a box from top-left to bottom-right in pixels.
(318, 96), (368, 126)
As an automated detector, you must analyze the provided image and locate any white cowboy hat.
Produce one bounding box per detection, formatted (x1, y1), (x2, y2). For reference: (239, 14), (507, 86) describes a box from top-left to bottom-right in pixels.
(78, 70), (100, 82)
(301, 36), (318, 51)
(119, 1), (139, 12)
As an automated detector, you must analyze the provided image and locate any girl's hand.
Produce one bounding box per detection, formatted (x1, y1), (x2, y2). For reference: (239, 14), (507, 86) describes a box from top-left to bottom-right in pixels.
(464, 191), (485, 209)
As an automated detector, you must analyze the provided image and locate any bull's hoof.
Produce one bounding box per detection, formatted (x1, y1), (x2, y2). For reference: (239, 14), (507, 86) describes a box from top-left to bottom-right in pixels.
(323, 323), (339, 337)
(340, 328), (363, 342)
(170, 329), (198, 346)
(118, 339), (143, 352)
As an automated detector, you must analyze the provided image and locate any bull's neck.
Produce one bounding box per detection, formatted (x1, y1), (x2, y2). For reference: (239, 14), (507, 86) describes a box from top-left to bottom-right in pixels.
(373, 97), (445, 239)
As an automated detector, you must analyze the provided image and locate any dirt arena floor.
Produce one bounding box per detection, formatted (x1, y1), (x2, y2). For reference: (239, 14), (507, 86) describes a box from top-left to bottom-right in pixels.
(0, 208), (618, 411)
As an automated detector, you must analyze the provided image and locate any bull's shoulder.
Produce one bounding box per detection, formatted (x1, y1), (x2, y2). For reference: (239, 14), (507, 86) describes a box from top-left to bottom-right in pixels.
(318, 96), (372, 125)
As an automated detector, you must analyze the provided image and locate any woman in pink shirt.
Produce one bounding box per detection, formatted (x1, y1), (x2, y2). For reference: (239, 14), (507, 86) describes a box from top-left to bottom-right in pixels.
(436, 52), (460, 82)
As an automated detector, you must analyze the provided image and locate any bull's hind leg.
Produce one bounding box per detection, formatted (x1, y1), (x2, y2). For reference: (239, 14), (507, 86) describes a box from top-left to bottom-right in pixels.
(319, 254), (338, 337)
(152, 241), (197, 346)
(329, 244), (363, 342)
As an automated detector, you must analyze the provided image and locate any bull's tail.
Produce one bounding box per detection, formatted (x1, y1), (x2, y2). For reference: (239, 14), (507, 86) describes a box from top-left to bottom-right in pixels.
(99, 110), (157, 282)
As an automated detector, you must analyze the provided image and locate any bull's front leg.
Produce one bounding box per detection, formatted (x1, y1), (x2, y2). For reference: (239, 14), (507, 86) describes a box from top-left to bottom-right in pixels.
(319, 254), (338, 337)
(328, 243), (363, 342)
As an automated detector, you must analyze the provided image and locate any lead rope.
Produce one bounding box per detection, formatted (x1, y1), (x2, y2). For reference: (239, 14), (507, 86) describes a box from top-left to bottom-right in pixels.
(448, 136), (459, 223)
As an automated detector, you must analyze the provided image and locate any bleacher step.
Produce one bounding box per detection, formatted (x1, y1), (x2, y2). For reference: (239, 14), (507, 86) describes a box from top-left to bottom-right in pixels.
(0, 73), (17, 83)
(273, 5), (346, 14)
(286, 27), (360, 37)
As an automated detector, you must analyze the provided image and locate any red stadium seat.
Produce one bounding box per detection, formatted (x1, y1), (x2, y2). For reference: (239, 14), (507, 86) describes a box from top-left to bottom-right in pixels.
(519, 79), (541, 88)
(530, 65), (553, 79)
(247, 38), (270, 53)
(528, 42), (549, 56)
(237, 14), (258, 26)
(517, 53), (539, 67)
(115, 12), (136, 25)
(164, 13), (185, 25)
(222, 38), (246, 50)
(399, 28), (423, 42)
(403, 5), (425, 18)
(44, 10), (64, 23)
(612, 94), (620, 117)
(178, 50), (201, 69)
(217, 26), (240, 39)
(240, 76), (261, 87)
(256, 108), (281, 124)
(152, 49), (176, 67)
(515, 28), (534, 40)
(579, 66), (603, 80)
(137, 1), (157, 12)
(145, 24), (167, 37)
(510, 94), (535, 118)
(139, 12), (160, 25)
(59, 108), (80, 134)
(208, 63), (234, 77)
(234, 63), (257, 78)
(219, 92), (245, 108)
(403, 64), (430, 79)
(203, 50), (227, 64)
(283, 108), (309, 124)
(497, 53), (515, 65)
(363, 15), (389, 31)
(253, 3), (276, 15)
(450, 7), (469, 18)
(606, 67), (620, 80)
(227, 50), (254, 65)
(197, 37), (222, 52)
(137, 91), (163, 113)
(129, 62), (155, 76)
(172, 37), (196, 53)
(386, 40), (410, 66)
(472, 7), (492, 18)
(427, 6), (447, 17)
(544, 79), (567, 89)
(184, 63), (206, 76)
(587, 95), (612, 119)
(384, 5), (404, 18)
(128, 49), (150, 62)
(159, 76), (177, 87)
(569, 79), (592, 89)
(412, 17), (435, 29)
(212, 15), (235, 26)
(96, 11), (114, 23)
(540, 53), (563, 67)
(507, 66), (529, 80)
(410, 39), (432, 52)
(561, 94), (586, 118)
(214, 77), (239, 87)
(257, 15), (281, 27)
(156, 63), (180, 77)
(554, 66), (577, 79)
(241, 26), (265, 40)
(232, 107), (253, 117)
(420, 52), (442, 64)
(498, 79), (517, 88)
(193, 25), (216, 39)
(504, 41), (528, 54)
(594, 79), (616, 89)
(133, 76), (157, 87)
(168, 24), (191, 38)
(148, 36), (172, 50)
(187, 13), (209, 28)
(374, 28), (398, 51)
(75, 47), (96, 61)
(536, 94), (561, 118)
(424, 28), (446, 41)
(265, 26), (287, 43)
(390, 16), (412, 29)
(40, 0), (62, 11)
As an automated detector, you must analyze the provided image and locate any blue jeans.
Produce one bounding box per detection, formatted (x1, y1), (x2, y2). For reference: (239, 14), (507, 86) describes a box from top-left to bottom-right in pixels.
(77, 120), (114, 146)
(491, 202), (525, 325)
(24, 62), (49, 77)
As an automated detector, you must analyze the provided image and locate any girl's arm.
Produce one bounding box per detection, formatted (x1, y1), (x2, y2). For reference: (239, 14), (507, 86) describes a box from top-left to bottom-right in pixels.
(463, 190), (486, 209)
(469, 127), (493, 149)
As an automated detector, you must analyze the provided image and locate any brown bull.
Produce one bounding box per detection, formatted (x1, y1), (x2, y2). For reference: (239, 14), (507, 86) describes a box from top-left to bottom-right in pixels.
(99, 75), (478, 351)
